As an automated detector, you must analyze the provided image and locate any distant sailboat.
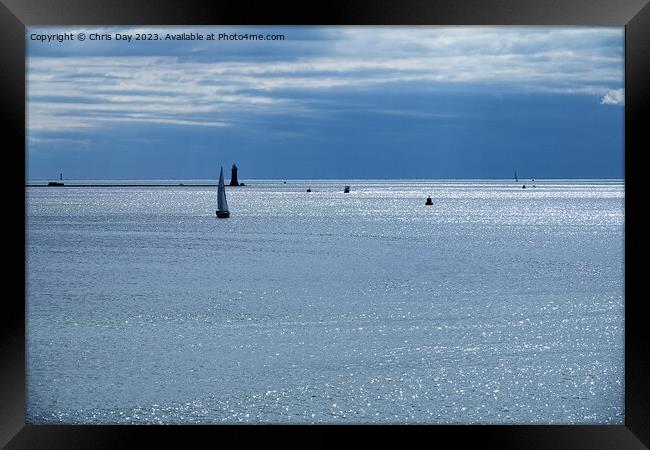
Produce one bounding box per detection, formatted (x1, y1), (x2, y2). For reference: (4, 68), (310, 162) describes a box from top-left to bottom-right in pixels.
(216, 166), (230, 218)
(48, 172), (64, 186)
(514, 171), (518, 182)
(343, 185), (350, 193)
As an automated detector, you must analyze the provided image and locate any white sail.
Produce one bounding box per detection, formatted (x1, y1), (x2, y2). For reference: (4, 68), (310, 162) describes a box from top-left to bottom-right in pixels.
(217, 167), (229, 212)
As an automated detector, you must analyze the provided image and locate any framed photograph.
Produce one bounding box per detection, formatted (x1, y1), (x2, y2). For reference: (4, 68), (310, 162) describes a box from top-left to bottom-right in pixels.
(3, 0), (648, 447)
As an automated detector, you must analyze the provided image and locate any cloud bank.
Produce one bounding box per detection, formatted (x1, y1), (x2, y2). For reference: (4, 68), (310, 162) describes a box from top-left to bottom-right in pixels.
(27, 26), (624, 137)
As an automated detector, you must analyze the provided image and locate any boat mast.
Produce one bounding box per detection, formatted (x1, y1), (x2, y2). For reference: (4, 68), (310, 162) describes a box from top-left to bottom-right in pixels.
(217, 167), (229, 213)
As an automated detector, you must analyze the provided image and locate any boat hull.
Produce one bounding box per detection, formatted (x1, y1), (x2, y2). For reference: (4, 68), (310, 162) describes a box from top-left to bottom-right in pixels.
(216, 211), (230, 218)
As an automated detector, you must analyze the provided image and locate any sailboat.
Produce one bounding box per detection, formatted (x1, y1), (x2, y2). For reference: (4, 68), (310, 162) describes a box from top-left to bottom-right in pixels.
(48, 172), (64, 186)
(216, 166), (230, 218)
(514, 171), (518, 182)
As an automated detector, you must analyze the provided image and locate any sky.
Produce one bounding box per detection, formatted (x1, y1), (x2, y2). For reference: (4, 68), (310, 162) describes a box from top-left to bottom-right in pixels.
(26, 26), (624, 180)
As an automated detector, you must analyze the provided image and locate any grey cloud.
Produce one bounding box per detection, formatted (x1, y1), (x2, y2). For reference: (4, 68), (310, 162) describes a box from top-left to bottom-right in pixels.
(27, 27), (624, 135)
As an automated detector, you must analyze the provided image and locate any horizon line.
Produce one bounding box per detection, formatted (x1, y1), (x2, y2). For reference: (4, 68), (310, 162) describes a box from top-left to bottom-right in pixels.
(25, 176), (625, 182)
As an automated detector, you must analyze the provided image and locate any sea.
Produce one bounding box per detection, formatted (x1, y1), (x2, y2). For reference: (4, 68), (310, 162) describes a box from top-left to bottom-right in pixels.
(25, 179), (625, 424)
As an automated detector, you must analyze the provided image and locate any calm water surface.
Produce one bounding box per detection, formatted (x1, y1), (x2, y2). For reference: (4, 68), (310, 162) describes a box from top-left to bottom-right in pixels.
(26, 180), (624, 424)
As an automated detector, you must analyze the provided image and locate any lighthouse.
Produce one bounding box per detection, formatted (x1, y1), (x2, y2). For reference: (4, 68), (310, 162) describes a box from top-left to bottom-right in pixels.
(229, 163), (239, 186)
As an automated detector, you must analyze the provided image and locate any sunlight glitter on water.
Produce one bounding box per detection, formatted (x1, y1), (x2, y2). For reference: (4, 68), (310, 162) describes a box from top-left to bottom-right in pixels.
(26, 180), (624, 424)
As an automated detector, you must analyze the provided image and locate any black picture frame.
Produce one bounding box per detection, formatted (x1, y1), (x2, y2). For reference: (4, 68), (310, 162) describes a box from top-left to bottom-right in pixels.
(2, 0), (648, 447)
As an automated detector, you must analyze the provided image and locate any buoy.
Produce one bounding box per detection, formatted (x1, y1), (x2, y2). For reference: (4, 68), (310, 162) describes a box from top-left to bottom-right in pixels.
(425, 196), (433, 205)
(522, 185), (526, 189)
(306, 188), (312, 192)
